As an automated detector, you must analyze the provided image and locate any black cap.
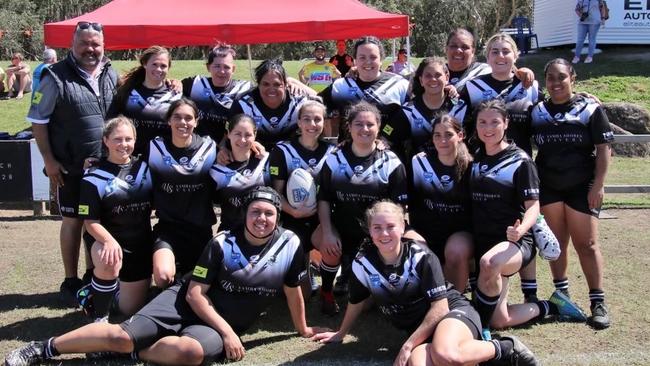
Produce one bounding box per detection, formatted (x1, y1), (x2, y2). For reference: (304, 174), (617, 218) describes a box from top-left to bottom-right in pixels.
(314, 44), (326, 51)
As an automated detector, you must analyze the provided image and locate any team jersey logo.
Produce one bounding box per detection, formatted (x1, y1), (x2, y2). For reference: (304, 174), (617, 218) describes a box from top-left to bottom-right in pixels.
(441, 175), (451, 183)
(179, 156), (189, 165)
(124, 175), (133, 183)
(78, 205), (89, 215)
(242, 169), (252, 177)
(308, 158), (318, 167)
(231, 252), (241, 260)
(415, 118), (425, 129)
(388, 273), (400, 286)
(424, 172), (434, 182)
(382, 124), (394, 136)
(292, 158), (301, 169)
(349, 87), (359, 95)
(482, 90), (495, 99)
(370, 274), (381, 287)
(163, 156), (173, 166)
(270, 116), (279, 127)
(249, 254), (260, 265)
(354, 165), (364, 175)
(270, 166), (279, 176)
(338, 163), (348, 173)
(32, 91), (43, 105)
(193, 265), (208, 278)
(480, 164), (489, 172)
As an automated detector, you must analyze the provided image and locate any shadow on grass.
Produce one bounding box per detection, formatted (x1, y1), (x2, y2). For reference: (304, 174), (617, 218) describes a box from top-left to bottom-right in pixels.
(0, 292), (76, 311)
(0, 311), (86, 342)
(0, 215), (61, 222)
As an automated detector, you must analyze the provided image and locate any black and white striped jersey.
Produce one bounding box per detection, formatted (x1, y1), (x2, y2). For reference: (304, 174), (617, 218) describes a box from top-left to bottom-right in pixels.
(190, 227), (304, 331)
(79, 157), (152, 240)
(349, 239), (447, 330)
(148, 134), (217, 227)
(231, 89), (307, 149)
(470, 143), (539, 241)
(531, 95), (614, 190)
(209, 152), (270, 230)
(183, 76), (252, 143)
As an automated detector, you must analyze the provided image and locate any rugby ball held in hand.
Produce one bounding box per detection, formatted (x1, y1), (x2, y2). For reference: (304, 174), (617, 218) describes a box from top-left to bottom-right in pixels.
(286, 168), (317, 209)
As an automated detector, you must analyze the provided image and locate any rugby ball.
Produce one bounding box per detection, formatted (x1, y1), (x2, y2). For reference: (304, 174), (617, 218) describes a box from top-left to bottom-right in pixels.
(286, 168), (317, 209)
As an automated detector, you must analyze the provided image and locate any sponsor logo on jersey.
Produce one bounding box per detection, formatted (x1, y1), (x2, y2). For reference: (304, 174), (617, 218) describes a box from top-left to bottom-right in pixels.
(193, 265), (208, 278)
(308, 158), (318, 167)
(382, 124), (394, 136)
(291, 158), (301, 168)
(424, 172), (433, 182)
(482, 90), (495, 99)
(338, 163), (348, 172)
(179, 156), (189, 165)
(354, 165), (364, 175)
(415, 118), (425, 129)
(124, 175), (133, 183)
(388, 273), (400, 286)
(78, 205), (89, 215)
(480, 164), (489, 172)
(242, 169), (252, 177)
(231, 252), (241, 260)
(441, 175), (450, 183)
(426, 285), (447, 299)
(163, 156), (173, 166)
(270, 116), (279, 127)
(249, 254), (260, 265)
(270, 166), (279, 176)
(349, 87), (358, 95)
(369, 274), (381, 287)
(32, 91), (43, 105)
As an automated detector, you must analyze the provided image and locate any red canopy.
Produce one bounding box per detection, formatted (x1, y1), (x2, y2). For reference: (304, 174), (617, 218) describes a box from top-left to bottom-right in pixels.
(44, 0), (409, 50)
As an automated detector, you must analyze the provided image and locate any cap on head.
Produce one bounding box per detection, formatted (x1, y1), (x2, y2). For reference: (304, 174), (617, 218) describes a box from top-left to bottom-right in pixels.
(244, 186), (282, 214)
(314, 44), (326, 51)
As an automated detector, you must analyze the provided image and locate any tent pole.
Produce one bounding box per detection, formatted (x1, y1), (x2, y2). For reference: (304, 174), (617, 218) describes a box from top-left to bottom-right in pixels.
(247, 44), (254, 81)
(406, 35), (411, 59)
(392, 38), (396, 62)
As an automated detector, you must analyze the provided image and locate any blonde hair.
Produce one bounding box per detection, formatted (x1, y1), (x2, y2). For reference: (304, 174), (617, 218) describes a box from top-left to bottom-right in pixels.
(103, 116), (136, 140)
(365, 200), (405, 228)
(484, 33), (519, 59)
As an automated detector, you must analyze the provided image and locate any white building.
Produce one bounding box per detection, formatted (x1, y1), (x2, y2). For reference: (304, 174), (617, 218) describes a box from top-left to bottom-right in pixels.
(533, 0), (650, 47)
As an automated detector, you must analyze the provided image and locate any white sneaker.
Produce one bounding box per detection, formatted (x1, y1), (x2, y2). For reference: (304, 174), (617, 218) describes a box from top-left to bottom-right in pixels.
(533, 215), (561, 261)
(584, 56), (593, 63)
(571, 56), (580, 64)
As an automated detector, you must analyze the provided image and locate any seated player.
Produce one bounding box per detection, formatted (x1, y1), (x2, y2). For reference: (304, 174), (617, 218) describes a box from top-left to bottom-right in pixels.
(4, 187), (325, 366)
(313, 200), (540, 366)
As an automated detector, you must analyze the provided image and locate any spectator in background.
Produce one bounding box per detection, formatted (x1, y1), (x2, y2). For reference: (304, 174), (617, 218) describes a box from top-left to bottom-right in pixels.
(31, 49), (58, 103)
(0, 66), (6, 95)
(329, 39), (354, 76)
(298, 44), (341, 93)
(6, 52), (32, 99)
(573, 0), (605, 64)
(385, 48), (415, 79)
(27, 21), (118, 305)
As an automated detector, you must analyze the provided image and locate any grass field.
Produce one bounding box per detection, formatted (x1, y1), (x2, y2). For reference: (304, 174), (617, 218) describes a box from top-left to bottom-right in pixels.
(1, 208), (649, 365)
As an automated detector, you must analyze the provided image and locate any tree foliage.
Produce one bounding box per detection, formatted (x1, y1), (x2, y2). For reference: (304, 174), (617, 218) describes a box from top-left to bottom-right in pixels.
(0, 0), (531, 60)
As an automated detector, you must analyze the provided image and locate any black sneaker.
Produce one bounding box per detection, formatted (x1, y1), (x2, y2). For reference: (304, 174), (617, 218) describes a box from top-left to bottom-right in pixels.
(4, 341), (45, 366)
(495, 335), (540, 366)
(590, 302), (611, 329)
(60, 277), (83, 308)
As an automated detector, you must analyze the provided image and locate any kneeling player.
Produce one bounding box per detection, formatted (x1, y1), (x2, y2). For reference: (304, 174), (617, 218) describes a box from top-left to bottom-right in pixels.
(312, 201), (540, 366)
(5, 187), (325, 366)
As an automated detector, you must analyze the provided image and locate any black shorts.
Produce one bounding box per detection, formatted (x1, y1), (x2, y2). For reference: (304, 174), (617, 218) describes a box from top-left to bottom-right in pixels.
(445, 289), (482, 340)
(119, 284), (224, 360)
(418, 227), (472, 265)
(281, 214), (318, 252)
(540, 180), (601, 217)
(57, 174), (83, 218)
(83, 231), (154, 282)
(153, 221), (213, 276)
(475, 233), (536, 276)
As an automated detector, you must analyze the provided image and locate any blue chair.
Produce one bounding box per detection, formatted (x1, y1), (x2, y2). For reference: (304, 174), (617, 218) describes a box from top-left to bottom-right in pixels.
(512, 16), (539, 54)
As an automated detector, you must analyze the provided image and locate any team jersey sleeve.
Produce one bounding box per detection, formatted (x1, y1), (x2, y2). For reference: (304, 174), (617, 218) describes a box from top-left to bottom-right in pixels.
(268, 146), (289, 182)
(515, 158), (540, 202)
(590, 106), (615, 145)
(317, 161), (334, 202)
(26, 74), (58, 124)
(283, 242), (306, 287)
(381, 109), (411, 146)
(78, 177), (102, 221)
(418, 248), (448, 302)
(348, 268), (372, 304)
(181, 77), (194, 98)
(191, 237), (225, 285)
(388, 158), (409, 205)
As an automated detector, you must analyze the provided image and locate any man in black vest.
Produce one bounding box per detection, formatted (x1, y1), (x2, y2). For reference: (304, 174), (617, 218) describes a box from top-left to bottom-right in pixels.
(27, 21), (118, 305)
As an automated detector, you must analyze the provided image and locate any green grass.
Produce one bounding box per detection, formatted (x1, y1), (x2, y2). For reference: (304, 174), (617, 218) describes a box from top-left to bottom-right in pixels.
(1, 209), (649, 365)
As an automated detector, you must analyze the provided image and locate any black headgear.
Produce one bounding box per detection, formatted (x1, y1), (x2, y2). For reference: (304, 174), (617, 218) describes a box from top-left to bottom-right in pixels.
(244, 186), (282, 214)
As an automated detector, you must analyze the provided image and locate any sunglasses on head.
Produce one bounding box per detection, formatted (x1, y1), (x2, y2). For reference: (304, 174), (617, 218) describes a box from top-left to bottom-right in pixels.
(76, 21), (103, 32)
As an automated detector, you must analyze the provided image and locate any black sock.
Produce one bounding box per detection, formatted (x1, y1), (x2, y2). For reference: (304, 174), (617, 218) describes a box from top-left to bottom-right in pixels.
(521, 279), (537, 299)
(534, 300), (559, 321)
(589, 289), (605, 307)
(554, 278), (569, 295)
(43, 337), (60, 359)
(91, 275), (118, 318)
(474, 288), (500, 328)
(492, 338), (514, 360)
(320, 261), (339, 292)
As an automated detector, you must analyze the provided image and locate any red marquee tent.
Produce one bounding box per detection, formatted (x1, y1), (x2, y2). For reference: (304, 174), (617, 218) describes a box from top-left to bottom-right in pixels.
(44, 0), (409, 50)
